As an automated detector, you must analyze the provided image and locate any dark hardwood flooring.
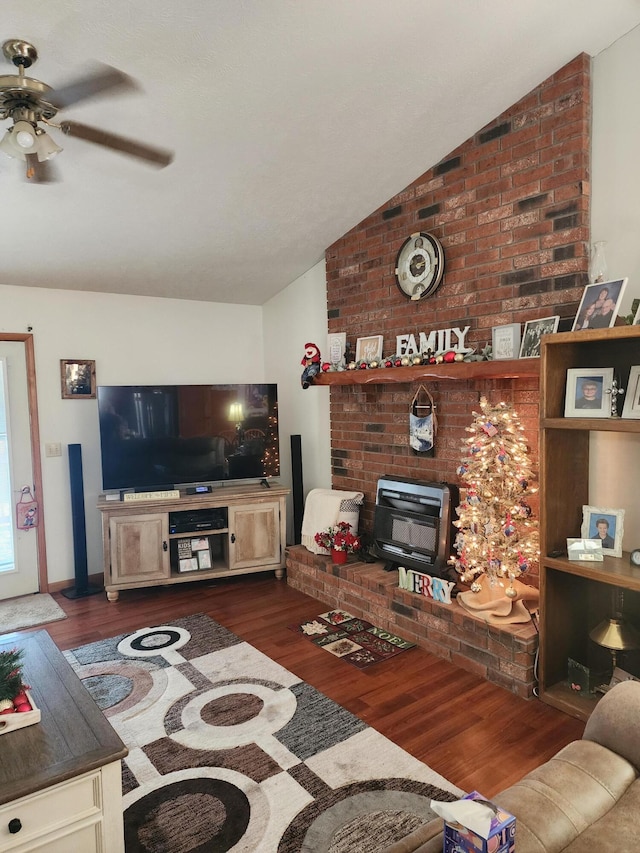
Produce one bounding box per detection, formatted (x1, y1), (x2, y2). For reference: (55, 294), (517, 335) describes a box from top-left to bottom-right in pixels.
(26, 573), (584, 797)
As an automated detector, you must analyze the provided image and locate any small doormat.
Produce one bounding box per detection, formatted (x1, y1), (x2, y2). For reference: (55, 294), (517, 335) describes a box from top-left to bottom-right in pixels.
(0, 593), (66, 633)
(289, 609), (416, 669)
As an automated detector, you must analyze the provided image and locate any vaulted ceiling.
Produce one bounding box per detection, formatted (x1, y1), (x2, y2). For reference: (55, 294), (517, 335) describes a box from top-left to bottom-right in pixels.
(2, 1), (640, 305)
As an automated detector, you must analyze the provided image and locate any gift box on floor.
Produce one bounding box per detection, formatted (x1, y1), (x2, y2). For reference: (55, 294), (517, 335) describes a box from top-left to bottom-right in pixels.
(439, 790), (515, 853)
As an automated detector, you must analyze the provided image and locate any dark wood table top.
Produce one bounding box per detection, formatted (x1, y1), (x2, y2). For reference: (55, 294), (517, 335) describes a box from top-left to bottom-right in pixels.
(0, 629), (128, 806)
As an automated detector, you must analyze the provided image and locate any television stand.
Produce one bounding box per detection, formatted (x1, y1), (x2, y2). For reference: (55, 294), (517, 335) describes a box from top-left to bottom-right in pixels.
(97, 483), (289, 601)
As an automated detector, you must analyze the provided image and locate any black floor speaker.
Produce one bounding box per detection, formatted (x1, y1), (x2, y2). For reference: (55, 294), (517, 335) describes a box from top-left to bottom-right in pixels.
(61, 443), (101, 599)
(291, 434), (303, 545)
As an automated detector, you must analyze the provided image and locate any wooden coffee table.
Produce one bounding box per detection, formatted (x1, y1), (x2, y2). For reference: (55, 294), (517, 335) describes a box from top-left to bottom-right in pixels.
(0, 629), (128, 852)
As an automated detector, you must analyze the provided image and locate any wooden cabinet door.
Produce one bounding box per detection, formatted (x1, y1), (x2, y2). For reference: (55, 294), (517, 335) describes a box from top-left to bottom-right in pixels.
(228, 501), (281, 570)
(108, 513), (170, 585)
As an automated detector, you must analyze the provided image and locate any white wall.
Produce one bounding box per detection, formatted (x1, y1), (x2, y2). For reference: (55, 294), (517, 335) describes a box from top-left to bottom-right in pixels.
(263, 260), (332, 541)
(588, 30), (640, 547)
(592, 25), (640, 314)
(0, 284), (264, 586)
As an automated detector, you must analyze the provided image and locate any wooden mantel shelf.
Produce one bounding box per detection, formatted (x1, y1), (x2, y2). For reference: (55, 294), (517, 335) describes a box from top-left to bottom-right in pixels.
(312, 358), (540, 386)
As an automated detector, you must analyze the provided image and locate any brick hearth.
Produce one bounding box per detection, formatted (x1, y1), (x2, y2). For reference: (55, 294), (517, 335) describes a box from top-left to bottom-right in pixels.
(286, 544), (537, 699)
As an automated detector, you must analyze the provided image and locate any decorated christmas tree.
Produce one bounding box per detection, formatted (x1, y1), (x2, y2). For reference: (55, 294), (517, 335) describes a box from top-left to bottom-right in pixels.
(450, 397), (539, 594)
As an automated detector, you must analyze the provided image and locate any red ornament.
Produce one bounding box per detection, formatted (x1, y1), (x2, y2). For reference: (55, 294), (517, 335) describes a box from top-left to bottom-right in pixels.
(443, 351), (456, 363)
(12, 691), (28, 707)
(15, 703), (32, 713)
(321, 362), (331, 372)
(358, 362), (367, 369)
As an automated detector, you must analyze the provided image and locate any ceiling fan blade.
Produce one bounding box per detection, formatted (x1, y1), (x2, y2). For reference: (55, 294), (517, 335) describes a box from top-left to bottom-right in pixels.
(60, 121), (173, 168)
(48, 64), (139, 110)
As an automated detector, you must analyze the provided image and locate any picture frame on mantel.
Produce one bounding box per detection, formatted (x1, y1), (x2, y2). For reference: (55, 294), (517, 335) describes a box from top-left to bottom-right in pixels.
(327, 332), (347, 368)
(571, 278), (628, 331)
(519, 316), (560, 358)
(491, 323), (521, 360)
(355, 335), (384, 363)
(60, 359), (96, 399)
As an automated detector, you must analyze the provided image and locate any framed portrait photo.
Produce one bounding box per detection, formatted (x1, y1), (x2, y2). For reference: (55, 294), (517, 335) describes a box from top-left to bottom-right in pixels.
(564, 367), (614, 418)
(355, 334), (383, 363)
(571, 278), (628, 332)
(622, 366), (640, 419)
(519, 316), (560, 358)
(60, 359), (96, 399)
(581, 505), (625, 558)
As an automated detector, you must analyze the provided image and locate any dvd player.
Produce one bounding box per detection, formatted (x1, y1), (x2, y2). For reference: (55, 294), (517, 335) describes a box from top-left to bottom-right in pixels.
(169, 507), (227, 534)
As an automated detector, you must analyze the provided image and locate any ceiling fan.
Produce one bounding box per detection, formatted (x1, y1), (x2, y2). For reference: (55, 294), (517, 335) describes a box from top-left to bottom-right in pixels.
(0, 38), (173, 181)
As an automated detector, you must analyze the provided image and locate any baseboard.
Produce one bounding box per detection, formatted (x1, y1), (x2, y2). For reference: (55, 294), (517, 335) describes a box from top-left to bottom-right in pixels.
(47, 572), (104, 594)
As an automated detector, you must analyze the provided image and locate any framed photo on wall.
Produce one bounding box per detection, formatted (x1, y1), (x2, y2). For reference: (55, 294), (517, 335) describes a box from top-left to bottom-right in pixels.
(564, 367), (614, 418)
(355, 335), (383, 363)
(581, 505), (625, 558)
(519, 316), (560, 358)
(491, 323), (521, 360)
(60, 359), (96, 399)
(622, 366), (640, 419)
(571, 278), (628, 331)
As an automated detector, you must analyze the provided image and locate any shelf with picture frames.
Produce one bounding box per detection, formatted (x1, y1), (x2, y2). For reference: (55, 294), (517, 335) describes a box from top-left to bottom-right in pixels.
(538, 324), (640, 722)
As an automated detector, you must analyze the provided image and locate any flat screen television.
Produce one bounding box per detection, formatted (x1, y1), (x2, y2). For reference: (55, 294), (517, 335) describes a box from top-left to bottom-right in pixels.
(97, 384), (279, 491)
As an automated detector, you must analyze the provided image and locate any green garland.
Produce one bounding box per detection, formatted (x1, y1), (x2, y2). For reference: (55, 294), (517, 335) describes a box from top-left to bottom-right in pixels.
(0, 648), (25, 702)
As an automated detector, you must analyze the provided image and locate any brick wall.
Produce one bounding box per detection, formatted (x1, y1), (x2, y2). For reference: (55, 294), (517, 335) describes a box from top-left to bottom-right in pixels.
(323, 55), (591, 573)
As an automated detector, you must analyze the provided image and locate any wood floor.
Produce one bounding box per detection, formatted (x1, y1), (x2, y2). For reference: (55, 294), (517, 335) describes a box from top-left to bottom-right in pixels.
(26, 573), (584, 798)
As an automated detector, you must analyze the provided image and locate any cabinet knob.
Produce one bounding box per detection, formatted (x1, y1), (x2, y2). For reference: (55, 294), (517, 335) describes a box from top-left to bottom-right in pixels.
(8, 818), (22, 834)
(163, 540), (168, 551)
(230, 533), (236, 544)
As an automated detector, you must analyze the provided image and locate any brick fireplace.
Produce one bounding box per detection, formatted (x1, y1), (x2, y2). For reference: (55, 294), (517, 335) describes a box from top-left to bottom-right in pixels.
(287, 55), (592, 697)
(324, 54), (591, 564)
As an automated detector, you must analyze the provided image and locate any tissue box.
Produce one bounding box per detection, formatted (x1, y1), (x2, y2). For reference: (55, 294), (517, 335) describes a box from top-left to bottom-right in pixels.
(444, 791), (515, 853)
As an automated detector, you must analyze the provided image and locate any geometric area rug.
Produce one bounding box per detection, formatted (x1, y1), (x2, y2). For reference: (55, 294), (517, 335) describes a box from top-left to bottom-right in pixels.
(64, 614), (462, 852)
(288, 609), (416, 669)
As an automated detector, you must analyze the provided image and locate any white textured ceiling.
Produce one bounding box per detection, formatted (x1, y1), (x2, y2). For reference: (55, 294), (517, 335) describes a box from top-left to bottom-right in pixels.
(2, 1), (640, 305)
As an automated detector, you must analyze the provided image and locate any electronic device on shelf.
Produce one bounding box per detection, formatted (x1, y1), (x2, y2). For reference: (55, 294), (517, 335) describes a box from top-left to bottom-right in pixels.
(97, 384), (279, 492)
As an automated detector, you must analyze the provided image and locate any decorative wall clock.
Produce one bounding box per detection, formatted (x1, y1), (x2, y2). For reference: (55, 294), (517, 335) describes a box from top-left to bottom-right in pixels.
(394, 231), (444, 301)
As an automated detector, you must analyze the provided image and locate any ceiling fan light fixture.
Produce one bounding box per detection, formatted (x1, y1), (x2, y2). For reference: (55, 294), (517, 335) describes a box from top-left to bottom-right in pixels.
(0, 128), (19, 159)
(35, 128), (62, 161)
(12, 120), (38, 152)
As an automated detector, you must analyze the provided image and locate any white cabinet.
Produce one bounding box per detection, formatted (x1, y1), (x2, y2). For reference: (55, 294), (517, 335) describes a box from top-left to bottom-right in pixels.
(0, 764), (123, 853)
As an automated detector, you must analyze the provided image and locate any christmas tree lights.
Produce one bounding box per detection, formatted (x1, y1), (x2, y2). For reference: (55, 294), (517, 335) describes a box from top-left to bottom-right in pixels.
(449, 397), (539, 594)
(262, 404), (280, 476)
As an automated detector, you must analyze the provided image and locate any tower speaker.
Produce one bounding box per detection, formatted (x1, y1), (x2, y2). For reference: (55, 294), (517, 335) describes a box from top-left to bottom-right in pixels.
(61, 443), (101, 599)
(291, 434), (304, 545)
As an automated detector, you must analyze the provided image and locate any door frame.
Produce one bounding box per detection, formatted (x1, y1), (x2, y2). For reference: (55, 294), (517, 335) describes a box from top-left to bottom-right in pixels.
(0, 333), (48, 592)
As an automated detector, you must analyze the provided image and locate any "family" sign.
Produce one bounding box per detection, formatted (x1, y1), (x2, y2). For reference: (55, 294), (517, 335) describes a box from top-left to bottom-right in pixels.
(396, 325), (472, 356)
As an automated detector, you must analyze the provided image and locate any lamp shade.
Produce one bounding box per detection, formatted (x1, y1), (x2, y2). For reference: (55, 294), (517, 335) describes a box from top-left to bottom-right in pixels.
(35, 130), (62, 161)
(589, 617), (640, 652)
(12, 121), (38, 153)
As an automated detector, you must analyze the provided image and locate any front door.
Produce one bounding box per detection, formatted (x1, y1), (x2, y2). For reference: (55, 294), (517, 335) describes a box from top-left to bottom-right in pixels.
(0, 341), (40, 599)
